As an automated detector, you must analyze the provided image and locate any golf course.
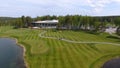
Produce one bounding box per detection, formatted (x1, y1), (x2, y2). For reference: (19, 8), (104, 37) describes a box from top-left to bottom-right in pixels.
(0, 26), (120, 68)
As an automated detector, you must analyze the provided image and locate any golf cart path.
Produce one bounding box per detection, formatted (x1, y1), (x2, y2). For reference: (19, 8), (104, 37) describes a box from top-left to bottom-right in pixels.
(39, 31), (120, 46)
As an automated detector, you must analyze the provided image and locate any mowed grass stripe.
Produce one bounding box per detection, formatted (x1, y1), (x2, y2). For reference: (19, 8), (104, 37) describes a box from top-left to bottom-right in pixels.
(67, 31), (82, 41)
(61, 31), (77, 41)
(50, 39), (57, 68)
(25, 30), (34, 40)
(45, 39), (54, 68)
(51, 39), (62, 68)
(33, 30), (40, 40)
(24, 32), (30, 40)
(60, 41), (74, 68)
(40, 56), (46, 68)
(48, 30), (112, 42)
(66, 43), (86, 68)
(55, 31), (62, 38)
(29, 31), (34, 40)
(56, 40), (66, 68)
(63, 42), (79, 68)
(67, 31), (80, 41)
(83, 44), (100, 57)
(78, 44), (95, 59)
(30, 31), (35, 40)
(39, 30), (103, 67)
(70, 43), (89, 62)
(35, 31), (40, 40)
(38, 39), (49, 68)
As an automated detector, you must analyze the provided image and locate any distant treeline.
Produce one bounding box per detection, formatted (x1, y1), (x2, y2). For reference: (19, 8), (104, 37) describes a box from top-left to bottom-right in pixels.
(0, 15), (120, 35)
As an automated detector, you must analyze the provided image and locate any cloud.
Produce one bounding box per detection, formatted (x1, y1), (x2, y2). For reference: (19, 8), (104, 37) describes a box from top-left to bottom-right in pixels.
(0, 0), (120, 17)
(86, 0), (120, 13)
(19, 0), (120, 14)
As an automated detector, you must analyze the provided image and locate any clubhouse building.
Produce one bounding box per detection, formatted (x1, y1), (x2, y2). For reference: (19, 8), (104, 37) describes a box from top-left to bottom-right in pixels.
(31, 20), (58, 28)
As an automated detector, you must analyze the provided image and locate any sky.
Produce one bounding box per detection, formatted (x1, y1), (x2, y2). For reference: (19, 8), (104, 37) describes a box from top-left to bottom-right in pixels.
(0, 0), (120, 17)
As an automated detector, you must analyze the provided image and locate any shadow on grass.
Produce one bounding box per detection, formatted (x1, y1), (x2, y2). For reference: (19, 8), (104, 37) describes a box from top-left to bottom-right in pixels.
(106, 36), (120, 40)
(68, 29), (100, 35)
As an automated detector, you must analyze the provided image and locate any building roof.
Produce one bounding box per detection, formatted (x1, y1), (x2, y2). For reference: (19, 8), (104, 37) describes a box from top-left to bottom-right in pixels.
(34, 20), (58, 24)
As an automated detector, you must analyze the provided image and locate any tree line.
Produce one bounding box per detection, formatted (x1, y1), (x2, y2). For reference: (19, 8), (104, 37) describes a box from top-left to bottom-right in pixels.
(0, 15), (120, 35)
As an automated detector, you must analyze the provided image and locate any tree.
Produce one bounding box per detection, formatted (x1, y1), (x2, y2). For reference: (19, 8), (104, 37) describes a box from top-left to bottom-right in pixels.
(80, 16), (90, 30)
(21, 16), (26, 27)
(93, 21), (101, 32)
(116, 26), (120, 35)
(58, 16), (65, 29)
(26, 16), (32, 27)
(114, 17), (120, 35)
(114, 17), (120, 26)
(64, 15), (73, 29)
(15, 18), (23, 28)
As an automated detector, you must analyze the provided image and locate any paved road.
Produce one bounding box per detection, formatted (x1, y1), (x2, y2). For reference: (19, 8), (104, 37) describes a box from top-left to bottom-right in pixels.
(39, 31), (120, 46)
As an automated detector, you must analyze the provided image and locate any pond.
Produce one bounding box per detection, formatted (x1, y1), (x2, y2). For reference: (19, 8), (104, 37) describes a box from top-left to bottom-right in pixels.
(102, 58), (120, 68)
(0, 38), (26, 68)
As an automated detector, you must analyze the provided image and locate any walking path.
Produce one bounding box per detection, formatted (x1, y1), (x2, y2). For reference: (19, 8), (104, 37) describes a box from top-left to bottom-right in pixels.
(39, 31), (120, 46)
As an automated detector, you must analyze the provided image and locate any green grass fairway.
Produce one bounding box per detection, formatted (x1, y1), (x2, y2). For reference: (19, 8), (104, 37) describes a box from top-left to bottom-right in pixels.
(0, 26), (120, 68)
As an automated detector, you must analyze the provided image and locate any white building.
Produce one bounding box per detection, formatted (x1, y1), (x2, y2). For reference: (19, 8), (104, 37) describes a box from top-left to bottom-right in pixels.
(105, 27), (117, 34)
(31, 20), (58, 28)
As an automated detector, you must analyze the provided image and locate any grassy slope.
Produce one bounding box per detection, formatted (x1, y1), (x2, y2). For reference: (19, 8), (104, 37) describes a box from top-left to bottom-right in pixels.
(0, 26), (120, 68)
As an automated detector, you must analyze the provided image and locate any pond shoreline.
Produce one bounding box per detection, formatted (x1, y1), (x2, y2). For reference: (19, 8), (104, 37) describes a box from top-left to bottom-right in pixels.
(0, 37), (28, 68)
(102, 57), (120, 68)
(14, 38), (29, 68)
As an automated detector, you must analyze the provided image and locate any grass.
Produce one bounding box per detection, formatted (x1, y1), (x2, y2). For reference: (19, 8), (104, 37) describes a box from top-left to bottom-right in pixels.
(0, 26), (120, 68)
